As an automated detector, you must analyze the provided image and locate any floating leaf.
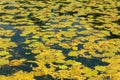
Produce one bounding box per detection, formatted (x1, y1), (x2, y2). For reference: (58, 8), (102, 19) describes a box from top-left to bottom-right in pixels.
(68, 51), (79, 57)
(0, 51), (9, 56)
(0, 58), (9, 66)
(95, 66), (106, 72)
(58, 65), (68, 70)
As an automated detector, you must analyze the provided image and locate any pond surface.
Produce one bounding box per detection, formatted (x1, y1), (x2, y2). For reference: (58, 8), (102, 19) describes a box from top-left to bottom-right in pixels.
(0, 0), (120, 80)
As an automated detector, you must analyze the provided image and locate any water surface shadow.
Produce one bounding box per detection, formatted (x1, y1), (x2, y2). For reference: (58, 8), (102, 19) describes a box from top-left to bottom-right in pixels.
(66, 56), (109, 68)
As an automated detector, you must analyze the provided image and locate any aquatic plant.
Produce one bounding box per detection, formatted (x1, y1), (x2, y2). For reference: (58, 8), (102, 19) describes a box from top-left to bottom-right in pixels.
(0, 0), (120, 80)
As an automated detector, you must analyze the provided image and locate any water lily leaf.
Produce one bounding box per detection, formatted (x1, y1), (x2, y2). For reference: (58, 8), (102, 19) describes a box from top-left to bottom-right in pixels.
(95, 66), (106, 72)
(0, 51), (9, 56)
(54, 60), (65, 64)
(0, 58), (9, 66)
(58, 65), (68, 70)
(68, 51), (79, 57)
(72, 46), (78, 51)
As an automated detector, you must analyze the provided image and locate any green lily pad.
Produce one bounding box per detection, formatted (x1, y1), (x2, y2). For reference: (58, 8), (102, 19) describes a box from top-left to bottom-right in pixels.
(0, 59), (9, 66)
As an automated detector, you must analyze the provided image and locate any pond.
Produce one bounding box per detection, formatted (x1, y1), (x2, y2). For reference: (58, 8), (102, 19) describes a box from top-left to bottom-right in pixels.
(0, 0), (120, 80)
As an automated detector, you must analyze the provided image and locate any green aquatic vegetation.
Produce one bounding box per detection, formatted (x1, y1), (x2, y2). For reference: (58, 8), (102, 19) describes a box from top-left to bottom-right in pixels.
(0, 38), (17, 50)
(0, 51), (9, 56)
(54, 60), (66, 64)
(58, 65), (68, 70)
(95, 66), (107, 72)
(35, 49), (65, 62)
(72, 46), (78, 51)
(81, 39), (120, 57)
(65, 60), (81, 66)
(68, 51), (79, 57)
(9, 59), (26, 66)
(0, 71), (35, 80)
(0, 38), (17, 66)
(0, 15), (14, 21)
(28, 42), (46, 54)
(62, 31), (77, 38)
(58, 43), (71, 49)
(0, 0), (120, 80)
(0, 58), (9, 66)
(0, 28), (15, 37)
(15, 26), (40, 36)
